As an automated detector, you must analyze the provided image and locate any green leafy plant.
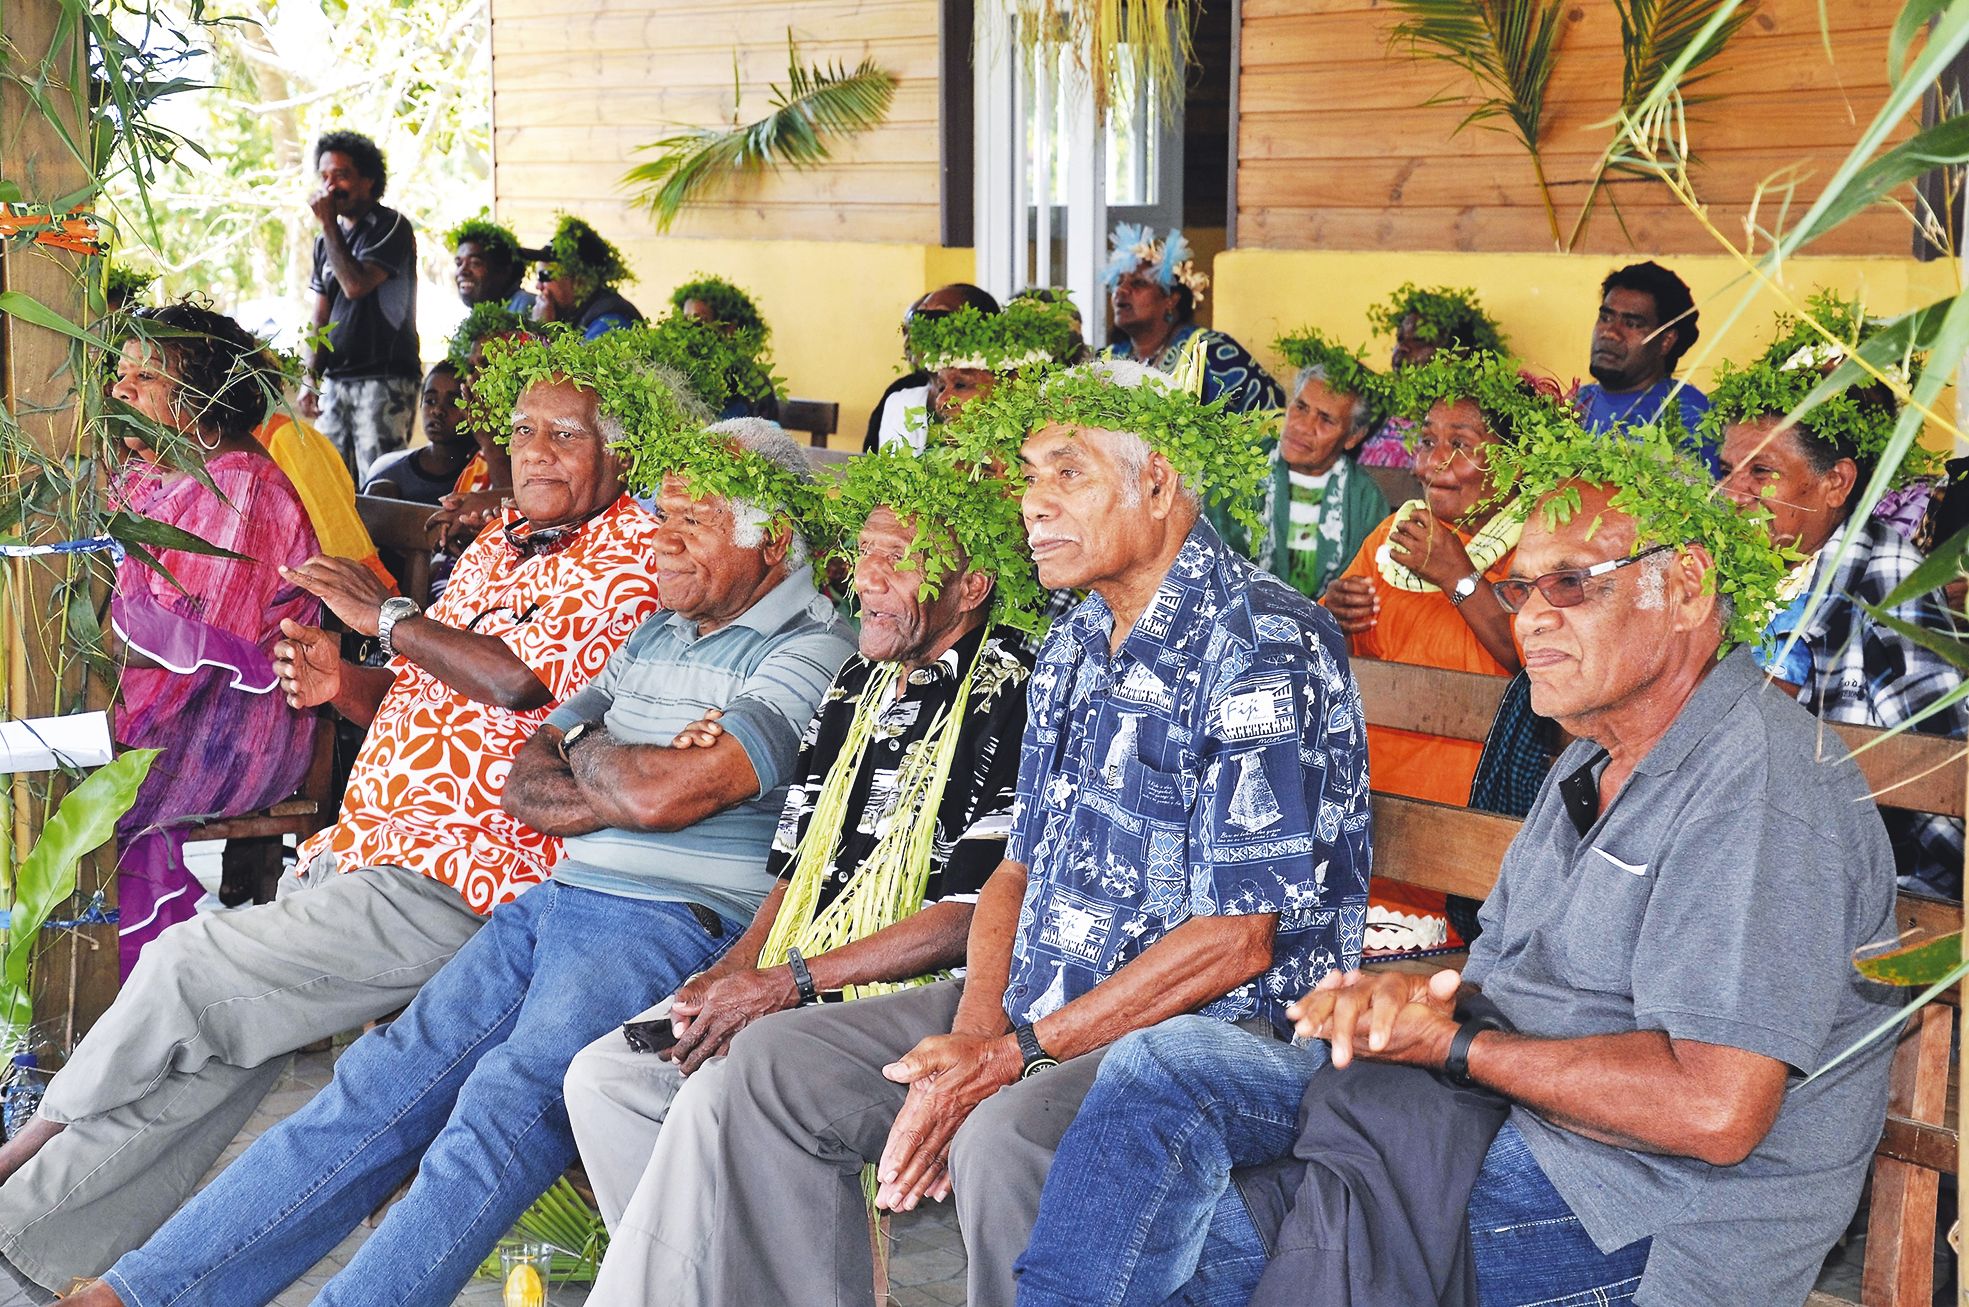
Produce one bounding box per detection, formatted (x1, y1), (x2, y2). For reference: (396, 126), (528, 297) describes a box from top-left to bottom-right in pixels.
(1488, 416), (1792, 650)
(999, 0), (1200, 122)
(446, 302), (527, 373)
(444, 213), (524, 264)
(1366, 284), (1509, 356)
(907, 300), (1082, 374)
(668, 274), (769, 341)
(1384, 349), (1564, 438)
(1272, 328), (1382, 407)
(466, 325), (711, 458)
(475, 1177), (607, 1283)
(941, 361), (1275, 536)
(1699, 290), (1939, 485)
(830, 444), (1044, 634)
(542, 215), (632, 292)
(1564, 0), (1755, 249)
(623, 34), (896, 232)
(1383, 0), (1569, 246)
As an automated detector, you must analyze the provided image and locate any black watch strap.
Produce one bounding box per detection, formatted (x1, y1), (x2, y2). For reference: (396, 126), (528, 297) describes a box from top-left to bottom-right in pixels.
(786, 947), (819, 1005)
(1444, 1016), (1501, 1087)
(1014, 1022), (1045, 1064)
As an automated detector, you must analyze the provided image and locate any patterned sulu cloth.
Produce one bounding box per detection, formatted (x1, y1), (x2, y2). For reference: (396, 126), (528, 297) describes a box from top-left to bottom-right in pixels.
(1003, 520), (1371, 1038)
(1109, 322), (1285, 417)
(1784, 515), (1967, 897)
(299, 495), (664, 911)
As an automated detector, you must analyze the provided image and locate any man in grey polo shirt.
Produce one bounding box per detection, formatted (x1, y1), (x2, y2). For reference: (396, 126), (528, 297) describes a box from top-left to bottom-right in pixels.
(1015, 432), (1902, 1307)
(70, 420), (855, 1307)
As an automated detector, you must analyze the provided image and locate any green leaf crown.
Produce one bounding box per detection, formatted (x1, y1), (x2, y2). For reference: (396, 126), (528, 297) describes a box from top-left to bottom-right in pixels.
(829, 443), (1043, 634)
(1386, 349), (1569, 446)
(1486, 416), (1791, 651)
(639, 313), (785, 415)
(465, 326), (710, 484)
(443, 214), (523, 264)
(941, 359), (1274, 534)
(907, 300), (1082, 374)
(1367, 282), (1508, 355)
(668, 274), (769, 341)
(446, 302), (527, 372)
(1700, 290), (1935, 484)
(544, 215), (632, 290)
(1272, 326), (1381, 406)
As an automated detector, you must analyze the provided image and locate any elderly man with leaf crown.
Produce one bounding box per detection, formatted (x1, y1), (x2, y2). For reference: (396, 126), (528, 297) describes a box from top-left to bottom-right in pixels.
(561, 442), (1042, 1306)
(0, 329), (672, 1301)
(1016, 416), (1901, 1307)
(65, 347), (857, 1307)
(1709, 291), (1966, 897)
(691, 358), (1370, 1307)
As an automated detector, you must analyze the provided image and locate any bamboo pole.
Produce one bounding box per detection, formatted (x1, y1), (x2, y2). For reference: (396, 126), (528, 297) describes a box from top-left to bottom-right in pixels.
(1, 0), (118, 1047)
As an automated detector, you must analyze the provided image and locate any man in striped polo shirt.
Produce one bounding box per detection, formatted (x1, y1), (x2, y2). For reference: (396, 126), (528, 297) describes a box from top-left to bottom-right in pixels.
(72, 419), (855, 1307)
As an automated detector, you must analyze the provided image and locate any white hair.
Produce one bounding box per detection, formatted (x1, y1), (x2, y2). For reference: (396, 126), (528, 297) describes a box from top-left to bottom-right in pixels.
(1633, 549), (1671, 610)
(705, 417), (812, 566)
(1291, 364), (1375, 442)
(1051, 358), (1200, 510)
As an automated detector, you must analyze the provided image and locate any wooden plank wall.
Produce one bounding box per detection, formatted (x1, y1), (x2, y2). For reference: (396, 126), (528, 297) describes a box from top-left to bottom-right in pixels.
(1236, 0), (1919, 254)
(490, 0), (944, 245)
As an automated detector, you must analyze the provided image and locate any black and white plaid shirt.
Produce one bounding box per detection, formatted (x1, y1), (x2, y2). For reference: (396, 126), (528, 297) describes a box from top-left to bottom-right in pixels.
(1795, 516), (1966, 897)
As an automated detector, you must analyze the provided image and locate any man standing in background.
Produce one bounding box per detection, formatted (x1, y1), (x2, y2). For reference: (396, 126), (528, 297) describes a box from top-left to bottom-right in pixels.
(300, 130), (421, 481)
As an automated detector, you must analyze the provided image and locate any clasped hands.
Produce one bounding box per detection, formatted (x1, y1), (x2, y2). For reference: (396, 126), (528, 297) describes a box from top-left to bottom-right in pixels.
(1288, 967), (1465, 1070)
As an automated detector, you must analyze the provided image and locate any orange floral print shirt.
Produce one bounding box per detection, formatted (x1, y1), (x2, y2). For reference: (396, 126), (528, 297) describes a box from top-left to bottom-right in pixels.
(299, 496), (662, 911)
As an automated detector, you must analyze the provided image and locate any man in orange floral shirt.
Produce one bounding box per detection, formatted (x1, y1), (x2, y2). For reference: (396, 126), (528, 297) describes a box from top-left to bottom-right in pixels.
(0, 358), (666, 1296)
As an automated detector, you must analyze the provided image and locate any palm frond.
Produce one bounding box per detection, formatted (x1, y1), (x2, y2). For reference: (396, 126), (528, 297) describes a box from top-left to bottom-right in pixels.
(622, 33), (896, 232)
(1385, 0), (1569, 244)
(1002, 0), (1199, 123)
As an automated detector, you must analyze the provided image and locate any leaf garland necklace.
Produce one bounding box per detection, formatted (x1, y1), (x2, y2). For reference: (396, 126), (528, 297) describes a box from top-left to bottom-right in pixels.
(1374, 498), (1524, 594)
(757, 634), (993, 998)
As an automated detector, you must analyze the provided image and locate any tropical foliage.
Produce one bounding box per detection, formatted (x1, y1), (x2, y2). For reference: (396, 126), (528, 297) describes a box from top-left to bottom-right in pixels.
(996, 0), (1200, 123)
(623, 34), (896, 232)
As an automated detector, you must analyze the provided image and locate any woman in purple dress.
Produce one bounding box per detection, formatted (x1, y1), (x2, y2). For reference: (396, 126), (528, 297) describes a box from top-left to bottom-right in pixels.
(106, 303), (323, 976)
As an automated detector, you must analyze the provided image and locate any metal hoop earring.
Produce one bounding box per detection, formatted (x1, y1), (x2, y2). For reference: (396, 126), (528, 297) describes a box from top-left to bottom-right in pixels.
(194, 426), (222, 452)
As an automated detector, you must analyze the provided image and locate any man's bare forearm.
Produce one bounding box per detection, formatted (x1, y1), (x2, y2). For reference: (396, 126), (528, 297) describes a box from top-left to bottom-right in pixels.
(1465, 1028), (1785, 1165)
(1030, 913), (1278, 1062)
(393, 616), (552, 711)
(502, 730), (609, 836)
(949, 862), (1027, 1037)
(806, 901), (973, 994)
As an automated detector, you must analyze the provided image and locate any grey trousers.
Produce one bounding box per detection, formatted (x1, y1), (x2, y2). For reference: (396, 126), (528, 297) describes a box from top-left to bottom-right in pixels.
(0, 860), (482, 1289)
(709, 980), (1109, 1307)
(565, 997), (733, 1307)
(318, 374), (417, 481)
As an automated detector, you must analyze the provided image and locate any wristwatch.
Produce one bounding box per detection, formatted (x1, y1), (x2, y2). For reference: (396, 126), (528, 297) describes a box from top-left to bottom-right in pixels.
(376, 596), (421, 656)
(786, 947), (819, 1006)
(1448, 571), (1483, 607)
(558, 720), (595, 761)
(1014, 1023), (1059, 1079)
(1443, 1014), (1506, 1087)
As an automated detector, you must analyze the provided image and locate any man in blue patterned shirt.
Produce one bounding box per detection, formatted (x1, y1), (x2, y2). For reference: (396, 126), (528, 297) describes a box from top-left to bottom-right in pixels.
(701, 359), (1368, 1307)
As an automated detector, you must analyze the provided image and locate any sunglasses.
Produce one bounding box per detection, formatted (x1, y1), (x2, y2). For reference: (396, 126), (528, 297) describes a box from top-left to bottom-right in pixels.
(1492, 545), (1673, 613)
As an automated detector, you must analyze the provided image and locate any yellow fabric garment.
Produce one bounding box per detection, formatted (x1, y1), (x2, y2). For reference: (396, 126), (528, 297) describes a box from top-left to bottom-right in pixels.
(253, 415), (395, 590)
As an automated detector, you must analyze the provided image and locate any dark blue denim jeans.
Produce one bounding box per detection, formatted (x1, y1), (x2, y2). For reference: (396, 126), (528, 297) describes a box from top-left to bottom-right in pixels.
(103, 882), (736, 1307)
(1015, 1015), (1649, 1307)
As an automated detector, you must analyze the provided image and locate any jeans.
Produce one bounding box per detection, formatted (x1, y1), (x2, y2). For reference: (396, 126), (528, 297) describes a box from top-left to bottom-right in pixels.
(1016, 1017), (1648, 1307)
(1016, 1016), (1326, 1307)
(101, 883), (737, 1307)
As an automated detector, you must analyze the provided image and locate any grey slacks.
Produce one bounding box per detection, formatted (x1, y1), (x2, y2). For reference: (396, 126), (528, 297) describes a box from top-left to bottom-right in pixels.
(0, 859), (482, 1288)
(709, 979), (1109, 1307)
(565, 997), (733, 1307)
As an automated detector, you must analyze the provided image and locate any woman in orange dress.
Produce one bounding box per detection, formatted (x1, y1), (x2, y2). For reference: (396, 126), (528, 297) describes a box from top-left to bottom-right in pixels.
(1323, 355), (1552, 954)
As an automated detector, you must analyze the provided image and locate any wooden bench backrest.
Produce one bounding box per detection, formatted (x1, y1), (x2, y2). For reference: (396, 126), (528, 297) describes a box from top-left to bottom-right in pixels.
(356, 494), (439, 607)
(781, 397), (840, 449)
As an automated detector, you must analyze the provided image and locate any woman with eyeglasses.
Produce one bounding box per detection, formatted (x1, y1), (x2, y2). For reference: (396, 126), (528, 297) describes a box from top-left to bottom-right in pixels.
(1707, 311), (1967, 898)
(1322, 353), (1554, 956)
(106, 301), (325, 973)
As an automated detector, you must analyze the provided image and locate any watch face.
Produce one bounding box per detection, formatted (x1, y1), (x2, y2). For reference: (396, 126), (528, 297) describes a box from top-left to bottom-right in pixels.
(562, 723), (589, 749)
(1020, 1056), (1061, 1079)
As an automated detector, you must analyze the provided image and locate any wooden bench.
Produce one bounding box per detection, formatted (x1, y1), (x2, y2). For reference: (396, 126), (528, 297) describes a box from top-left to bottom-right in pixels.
(1353, 657), (1961, 1307)
(780, 397), (841, 450)
(201, 716), (337, 905)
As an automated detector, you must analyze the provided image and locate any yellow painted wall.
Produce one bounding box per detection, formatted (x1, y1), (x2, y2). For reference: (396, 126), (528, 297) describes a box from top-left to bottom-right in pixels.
(1212, 249), (1962, 442)
(585, 236), (975, 446)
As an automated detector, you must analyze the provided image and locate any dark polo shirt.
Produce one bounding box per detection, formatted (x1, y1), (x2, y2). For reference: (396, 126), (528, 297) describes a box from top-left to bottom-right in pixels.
(1464, 646), (1902, 1305)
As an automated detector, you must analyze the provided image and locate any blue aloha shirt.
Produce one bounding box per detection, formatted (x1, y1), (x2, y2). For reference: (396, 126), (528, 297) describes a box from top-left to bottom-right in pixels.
(1002, 520), (1371, 1038)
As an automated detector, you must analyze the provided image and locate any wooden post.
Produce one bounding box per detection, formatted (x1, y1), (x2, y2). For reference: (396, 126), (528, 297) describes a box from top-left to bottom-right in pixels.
(1, 0), (120, 1051)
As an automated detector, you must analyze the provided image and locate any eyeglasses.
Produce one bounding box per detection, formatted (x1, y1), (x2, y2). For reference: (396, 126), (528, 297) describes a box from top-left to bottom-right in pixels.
(1492, 545), (1673, 613)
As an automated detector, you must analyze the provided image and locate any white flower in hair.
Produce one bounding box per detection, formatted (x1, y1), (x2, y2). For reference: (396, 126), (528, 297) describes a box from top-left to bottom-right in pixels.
(1779, 341), (1845, 372)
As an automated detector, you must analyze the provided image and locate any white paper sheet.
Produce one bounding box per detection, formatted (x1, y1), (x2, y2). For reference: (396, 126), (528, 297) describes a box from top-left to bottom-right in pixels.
(0, 712), (115, 773)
